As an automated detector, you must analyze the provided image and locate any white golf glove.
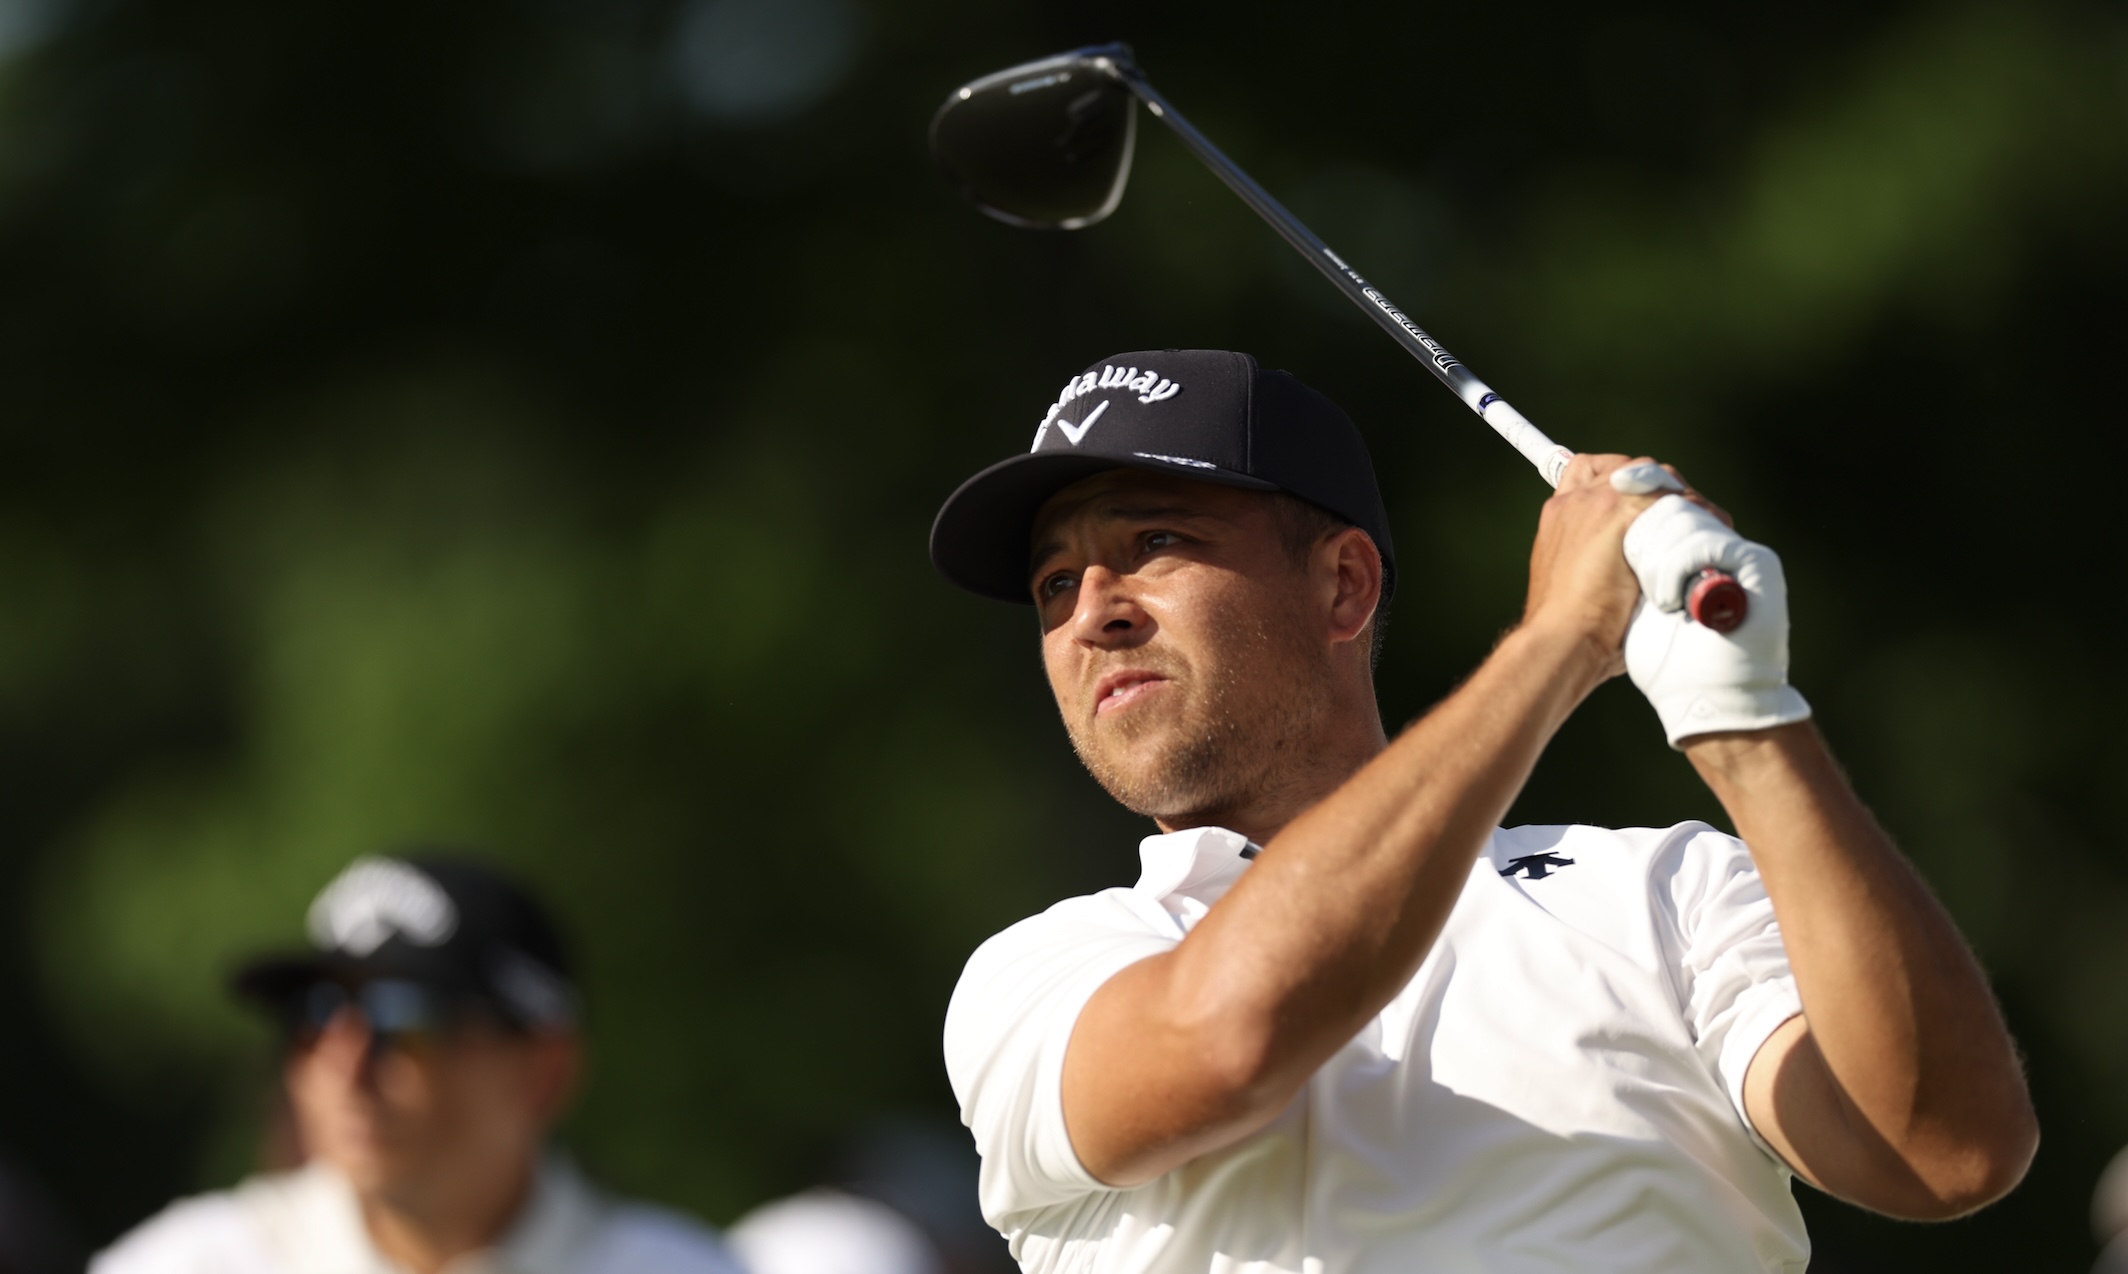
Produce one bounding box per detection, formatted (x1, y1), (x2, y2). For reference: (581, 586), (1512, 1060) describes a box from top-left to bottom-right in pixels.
(1618, 490), (1812, 748)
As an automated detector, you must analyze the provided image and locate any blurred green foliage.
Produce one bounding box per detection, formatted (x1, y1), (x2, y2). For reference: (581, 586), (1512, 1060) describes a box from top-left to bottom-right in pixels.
(2, 0), (2124, 1267)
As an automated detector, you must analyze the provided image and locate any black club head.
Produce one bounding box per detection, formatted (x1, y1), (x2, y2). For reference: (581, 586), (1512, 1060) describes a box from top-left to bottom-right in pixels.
(929, 45), (1139, 231)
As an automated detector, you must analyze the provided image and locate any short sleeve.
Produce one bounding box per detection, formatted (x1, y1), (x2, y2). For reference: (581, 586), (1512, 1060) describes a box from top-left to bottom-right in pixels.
(943, 893), (1177, 1223)
(90, 1195), (278, 1274)
(1654, 825), (1803, 1155)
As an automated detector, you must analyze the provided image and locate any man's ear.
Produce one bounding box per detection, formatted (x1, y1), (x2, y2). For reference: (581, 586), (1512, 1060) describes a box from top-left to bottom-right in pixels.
(1321, 528), (1383, 649)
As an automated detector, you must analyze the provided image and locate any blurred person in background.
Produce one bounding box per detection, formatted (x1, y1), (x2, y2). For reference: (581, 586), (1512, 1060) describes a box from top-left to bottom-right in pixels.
(2093, 1145), (2128, 1270)
(729, 1191), (941, 1274)
(728, 1116), (1014, 1274)
(91, 852), (742, 1274)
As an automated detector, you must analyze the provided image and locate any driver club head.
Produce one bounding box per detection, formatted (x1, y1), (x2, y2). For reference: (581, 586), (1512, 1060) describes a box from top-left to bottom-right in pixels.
(929, 45), (1139, 230)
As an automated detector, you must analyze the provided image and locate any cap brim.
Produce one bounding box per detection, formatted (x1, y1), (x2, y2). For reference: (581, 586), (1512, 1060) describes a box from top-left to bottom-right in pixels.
(930, 450), (1277, 603)
(228, 947), (482, 1014)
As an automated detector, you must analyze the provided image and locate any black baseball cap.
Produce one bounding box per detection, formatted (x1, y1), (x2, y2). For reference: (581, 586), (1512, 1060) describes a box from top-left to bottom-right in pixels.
(930, 350), (1395, 604)
(230, 852), (578, 1030)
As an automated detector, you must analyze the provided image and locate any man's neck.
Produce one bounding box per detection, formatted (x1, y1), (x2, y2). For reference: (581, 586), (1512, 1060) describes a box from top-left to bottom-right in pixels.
(360, 1159), (537, 1274)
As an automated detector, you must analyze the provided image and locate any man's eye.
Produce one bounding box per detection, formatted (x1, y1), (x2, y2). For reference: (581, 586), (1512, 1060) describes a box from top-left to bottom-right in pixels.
(1141, 531), (1178, 553)
(1039, 573), (1076, 600)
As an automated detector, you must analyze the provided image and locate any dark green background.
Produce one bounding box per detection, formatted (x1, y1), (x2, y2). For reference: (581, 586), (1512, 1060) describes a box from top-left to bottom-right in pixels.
(2, 0), (2123, 1268)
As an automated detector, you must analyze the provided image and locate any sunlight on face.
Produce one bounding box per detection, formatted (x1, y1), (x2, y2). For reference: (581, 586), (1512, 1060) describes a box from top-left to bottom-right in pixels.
(1030, 470), (1339, 826)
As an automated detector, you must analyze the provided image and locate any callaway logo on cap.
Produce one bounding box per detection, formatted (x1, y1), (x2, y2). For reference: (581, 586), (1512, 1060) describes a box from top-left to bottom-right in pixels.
(309, 856), (459, 956)
(1031, 363), (1186, 450)
(231, 851), (581, 1030)
(930, 349), (1396, 604)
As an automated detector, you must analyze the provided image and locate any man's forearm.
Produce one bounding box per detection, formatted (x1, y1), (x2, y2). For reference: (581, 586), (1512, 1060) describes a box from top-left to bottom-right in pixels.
(1690, 722), (2036, 1211)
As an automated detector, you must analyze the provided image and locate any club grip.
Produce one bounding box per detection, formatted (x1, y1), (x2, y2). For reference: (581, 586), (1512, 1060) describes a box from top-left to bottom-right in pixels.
(1686, 568), (1748, 633)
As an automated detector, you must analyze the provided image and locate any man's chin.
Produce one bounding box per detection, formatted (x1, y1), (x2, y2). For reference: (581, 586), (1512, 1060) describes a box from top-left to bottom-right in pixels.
(1076, 741), (1249, 825)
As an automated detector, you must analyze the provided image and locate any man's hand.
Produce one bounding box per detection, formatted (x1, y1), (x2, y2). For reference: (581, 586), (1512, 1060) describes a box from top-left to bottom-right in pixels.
(1521, 453), (1669, 667)
(1619, 494), (1812, 747)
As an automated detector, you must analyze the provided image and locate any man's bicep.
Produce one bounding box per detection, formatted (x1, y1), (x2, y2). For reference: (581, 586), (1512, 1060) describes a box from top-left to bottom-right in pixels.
(1062, 949), (1221, 1187)
(1062, 942), (1301, 1189)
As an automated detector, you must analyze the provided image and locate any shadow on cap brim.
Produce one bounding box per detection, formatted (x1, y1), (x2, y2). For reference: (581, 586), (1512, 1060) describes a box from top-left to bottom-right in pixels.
(930, 450), (1278, 604)
(228, 948), (481, 1013)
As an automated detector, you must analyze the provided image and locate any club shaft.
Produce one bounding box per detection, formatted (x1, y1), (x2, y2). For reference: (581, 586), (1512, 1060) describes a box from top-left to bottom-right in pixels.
(1102, 58), (1571, 489)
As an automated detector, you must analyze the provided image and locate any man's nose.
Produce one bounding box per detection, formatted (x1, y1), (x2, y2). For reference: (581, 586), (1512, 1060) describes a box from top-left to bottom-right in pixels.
(1068, 566), (1151, 646)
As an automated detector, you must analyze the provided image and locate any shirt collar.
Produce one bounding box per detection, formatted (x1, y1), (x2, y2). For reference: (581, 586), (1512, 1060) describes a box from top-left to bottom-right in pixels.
(481, 1157), (602, 1272)
(1133, 826), (1259, 909)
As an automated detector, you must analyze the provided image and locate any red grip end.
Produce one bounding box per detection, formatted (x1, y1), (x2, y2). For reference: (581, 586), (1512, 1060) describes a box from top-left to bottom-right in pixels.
(1686, 568), (1748, 633)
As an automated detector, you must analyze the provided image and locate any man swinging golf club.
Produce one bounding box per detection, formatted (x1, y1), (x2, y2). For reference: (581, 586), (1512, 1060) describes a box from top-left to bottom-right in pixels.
(933, 349), (2035, 1271)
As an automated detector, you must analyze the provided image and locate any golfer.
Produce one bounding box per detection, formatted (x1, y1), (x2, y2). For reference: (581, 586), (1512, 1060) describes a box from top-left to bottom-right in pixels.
(932, 350), (2035, 1271)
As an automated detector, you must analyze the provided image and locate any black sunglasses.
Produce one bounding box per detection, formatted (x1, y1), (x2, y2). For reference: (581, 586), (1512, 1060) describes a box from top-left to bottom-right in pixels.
(284, 979), (499, 1054)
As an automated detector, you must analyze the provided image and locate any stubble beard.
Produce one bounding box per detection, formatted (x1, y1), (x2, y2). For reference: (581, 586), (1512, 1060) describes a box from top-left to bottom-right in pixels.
(1062, 612), (1334, 827)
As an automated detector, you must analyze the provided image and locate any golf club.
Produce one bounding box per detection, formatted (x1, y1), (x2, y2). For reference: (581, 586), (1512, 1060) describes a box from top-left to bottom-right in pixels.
(930, 43), (1747, 633)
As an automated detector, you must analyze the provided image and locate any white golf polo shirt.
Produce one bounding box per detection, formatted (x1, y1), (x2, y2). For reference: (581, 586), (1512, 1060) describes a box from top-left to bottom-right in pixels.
(944, 822), (1810, 1273)
(91, 1156), (742, 1274)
